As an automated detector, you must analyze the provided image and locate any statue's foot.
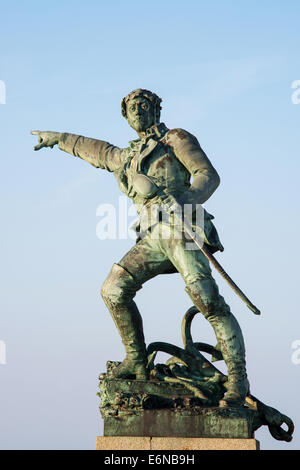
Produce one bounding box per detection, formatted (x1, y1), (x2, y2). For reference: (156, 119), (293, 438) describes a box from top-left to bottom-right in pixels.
(107, 358), (149, 380)
(219, 392), (245, 408)
(219, 378), (249, 408)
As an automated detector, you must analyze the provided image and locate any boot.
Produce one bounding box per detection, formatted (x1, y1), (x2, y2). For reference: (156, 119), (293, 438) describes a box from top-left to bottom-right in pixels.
(219, 377), (249, 408)
(210, 313), (249, 408)
(185, 282), (249, 408)
(107, 302), (149, 380)
(101, 264), (148, 380)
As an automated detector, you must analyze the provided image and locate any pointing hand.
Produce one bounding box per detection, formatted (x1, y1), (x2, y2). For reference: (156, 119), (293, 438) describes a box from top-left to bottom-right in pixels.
(30, 130), (62, 151)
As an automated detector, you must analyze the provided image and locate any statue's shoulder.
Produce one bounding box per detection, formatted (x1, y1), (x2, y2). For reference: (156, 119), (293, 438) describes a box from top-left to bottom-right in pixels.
(163, 127), (198, 146)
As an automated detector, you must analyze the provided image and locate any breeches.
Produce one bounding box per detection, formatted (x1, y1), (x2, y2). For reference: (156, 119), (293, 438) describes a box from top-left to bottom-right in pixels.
(101, 224), (230, 320)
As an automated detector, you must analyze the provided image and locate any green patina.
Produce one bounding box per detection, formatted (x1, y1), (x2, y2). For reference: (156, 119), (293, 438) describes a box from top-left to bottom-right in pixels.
(31, 89), (294, 441)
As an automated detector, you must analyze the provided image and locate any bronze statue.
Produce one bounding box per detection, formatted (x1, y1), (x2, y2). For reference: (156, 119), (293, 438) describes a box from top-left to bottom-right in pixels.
(31, 89), (254, 408)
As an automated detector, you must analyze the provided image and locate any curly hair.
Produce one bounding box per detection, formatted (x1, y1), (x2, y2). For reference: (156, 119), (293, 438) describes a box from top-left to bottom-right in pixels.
(121, 88), (162, 124)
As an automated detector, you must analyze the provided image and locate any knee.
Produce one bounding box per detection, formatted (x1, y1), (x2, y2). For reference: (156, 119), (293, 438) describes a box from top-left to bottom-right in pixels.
(185, 277), (230, 320)
(101, 263), (139, 305)
(100, 277), (114, 304)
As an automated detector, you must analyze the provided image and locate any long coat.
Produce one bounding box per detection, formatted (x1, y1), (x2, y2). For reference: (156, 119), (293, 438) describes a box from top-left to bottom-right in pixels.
(58, 123), (224, 253)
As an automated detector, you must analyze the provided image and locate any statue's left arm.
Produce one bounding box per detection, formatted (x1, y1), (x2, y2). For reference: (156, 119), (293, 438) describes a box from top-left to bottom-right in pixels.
(164, 128), (220, 205)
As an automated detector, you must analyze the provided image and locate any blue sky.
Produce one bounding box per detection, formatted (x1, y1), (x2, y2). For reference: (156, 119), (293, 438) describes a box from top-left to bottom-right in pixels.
(0, 0), (300, 449)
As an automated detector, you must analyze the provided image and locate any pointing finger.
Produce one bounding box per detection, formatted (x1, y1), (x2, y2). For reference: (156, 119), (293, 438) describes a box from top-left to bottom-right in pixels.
(31, 130), (41, 135)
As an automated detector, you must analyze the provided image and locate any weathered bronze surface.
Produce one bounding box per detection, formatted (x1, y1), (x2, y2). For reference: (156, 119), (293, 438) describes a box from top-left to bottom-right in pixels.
(31, 88), (294, 442)
(98, 307), (294, 442)
(103, 407), (256, 439)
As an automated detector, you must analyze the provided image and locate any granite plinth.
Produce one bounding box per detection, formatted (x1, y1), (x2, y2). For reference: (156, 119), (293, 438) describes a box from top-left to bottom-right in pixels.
(96, 436), (260, 450)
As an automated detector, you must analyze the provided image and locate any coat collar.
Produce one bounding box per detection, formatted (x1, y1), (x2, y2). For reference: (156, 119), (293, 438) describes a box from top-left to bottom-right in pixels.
(128, 123), (169, 170)
(139, 122), (169, 141)
(128, 122), (169, 147)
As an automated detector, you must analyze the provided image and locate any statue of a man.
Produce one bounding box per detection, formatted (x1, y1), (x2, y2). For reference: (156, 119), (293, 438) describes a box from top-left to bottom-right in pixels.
(31, 89), (249, 408)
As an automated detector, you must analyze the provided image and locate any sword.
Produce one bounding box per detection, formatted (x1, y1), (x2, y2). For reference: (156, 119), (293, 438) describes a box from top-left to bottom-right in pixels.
(164, 201), (261, 316)
(133, 174), (261, 316)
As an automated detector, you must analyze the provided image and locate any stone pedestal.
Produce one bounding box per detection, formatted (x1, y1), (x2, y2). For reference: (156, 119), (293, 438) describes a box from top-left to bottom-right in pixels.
(96, 436), (260, 450)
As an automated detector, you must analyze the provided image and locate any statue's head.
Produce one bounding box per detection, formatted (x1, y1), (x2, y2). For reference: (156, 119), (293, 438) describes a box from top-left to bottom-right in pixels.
(121, 89), (162, 133)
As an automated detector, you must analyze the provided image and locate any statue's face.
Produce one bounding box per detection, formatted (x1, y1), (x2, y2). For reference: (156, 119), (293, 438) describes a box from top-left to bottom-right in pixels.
(126, 97), (155, 133)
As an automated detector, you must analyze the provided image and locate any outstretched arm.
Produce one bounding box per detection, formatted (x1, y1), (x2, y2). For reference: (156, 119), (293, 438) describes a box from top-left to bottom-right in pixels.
(31, 130), (124, 171)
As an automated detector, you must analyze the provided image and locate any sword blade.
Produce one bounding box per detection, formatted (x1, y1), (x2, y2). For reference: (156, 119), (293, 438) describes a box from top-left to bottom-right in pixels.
(176, 212), (261, 316)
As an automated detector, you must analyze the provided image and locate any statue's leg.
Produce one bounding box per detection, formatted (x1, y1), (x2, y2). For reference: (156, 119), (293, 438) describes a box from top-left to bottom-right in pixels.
(159, 231), (249, 407)
(185, 278), (249, 407)
(101, 237), (173, 380)
(101, 263), (148, 380)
